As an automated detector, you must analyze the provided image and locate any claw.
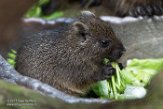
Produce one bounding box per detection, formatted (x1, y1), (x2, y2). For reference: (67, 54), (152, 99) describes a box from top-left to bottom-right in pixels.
(137, 6), (146, 16)
(118, 63), (124, 70)
(146, 5), (153, 16)
(128, 4), (163, 17)
(152, 5), (161, 15)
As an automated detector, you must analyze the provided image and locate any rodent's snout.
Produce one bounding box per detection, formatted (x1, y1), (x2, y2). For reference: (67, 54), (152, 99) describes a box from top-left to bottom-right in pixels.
(109, 47), (126, 61)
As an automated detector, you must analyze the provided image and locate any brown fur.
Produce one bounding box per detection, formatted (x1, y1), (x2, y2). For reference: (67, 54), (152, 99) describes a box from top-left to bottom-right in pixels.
(116, 0), (162, 15)
(103, 0), (163, 17)
(16, 11), (125, 95)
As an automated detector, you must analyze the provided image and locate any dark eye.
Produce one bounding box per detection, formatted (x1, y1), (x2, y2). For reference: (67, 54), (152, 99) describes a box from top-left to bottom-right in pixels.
(100, 39), (110, 48)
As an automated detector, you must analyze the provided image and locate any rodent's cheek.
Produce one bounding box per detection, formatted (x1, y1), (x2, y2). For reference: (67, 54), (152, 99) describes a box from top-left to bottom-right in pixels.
(98, 49), (111, 59)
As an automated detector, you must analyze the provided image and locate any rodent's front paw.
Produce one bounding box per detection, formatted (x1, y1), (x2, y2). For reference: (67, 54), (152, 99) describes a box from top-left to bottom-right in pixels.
(101, 64), (116, 80)
(128, 5), (163, 17)
(118, 63), (123, 70)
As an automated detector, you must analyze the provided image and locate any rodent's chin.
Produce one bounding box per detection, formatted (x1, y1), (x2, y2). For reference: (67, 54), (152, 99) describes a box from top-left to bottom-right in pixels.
(108, 56), (121, 62)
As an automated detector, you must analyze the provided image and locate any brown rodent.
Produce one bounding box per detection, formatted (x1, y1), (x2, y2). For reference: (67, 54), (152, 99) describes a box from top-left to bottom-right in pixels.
(15, 11), (125, 95)
(103, 0), (163, 17)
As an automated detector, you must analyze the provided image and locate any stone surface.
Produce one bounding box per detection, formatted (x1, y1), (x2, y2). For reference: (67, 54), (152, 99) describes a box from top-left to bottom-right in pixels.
(110, 16), (163, 64)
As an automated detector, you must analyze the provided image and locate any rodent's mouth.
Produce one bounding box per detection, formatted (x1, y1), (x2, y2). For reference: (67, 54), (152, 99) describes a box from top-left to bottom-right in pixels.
(108, 56), (121, 62)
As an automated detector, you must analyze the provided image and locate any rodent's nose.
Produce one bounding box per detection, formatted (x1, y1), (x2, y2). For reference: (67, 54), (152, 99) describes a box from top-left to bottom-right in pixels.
(109, 47), (126, 61)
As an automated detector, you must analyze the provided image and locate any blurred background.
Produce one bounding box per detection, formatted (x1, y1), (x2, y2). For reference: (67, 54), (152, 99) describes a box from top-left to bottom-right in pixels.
(0, 0), (112, 56)
(1, 0), (163, 51)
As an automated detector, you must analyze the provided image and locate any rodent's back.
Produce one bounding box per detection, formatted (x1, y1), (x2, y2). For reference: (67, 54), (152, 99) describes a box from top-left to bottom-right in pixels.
(16, 29), (66, 84)
(16, 26), (93, 94)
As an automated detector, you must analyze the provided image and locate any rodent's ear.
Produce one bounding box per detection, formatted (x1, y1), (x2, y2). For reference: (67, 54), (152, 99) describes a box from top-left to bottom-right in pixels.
(73, 21), (88, 32)
(72, 21), (89, 42)
(80, 11), (95, 17)
(79, 11), (96, 23)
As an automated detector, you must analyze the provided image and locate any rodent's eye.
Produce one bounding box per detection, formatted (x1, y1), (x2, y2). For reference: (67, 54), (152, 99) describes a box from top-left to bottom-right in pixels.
(99, 39), (110, 48)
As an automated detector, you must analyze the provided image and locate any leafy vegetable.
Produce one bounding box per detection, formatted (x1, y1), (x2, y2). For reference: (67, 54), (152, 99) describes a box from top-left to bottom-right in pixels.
(7, 49), (17, 67)
(92, 80), (109, 98)
(92, 58), (163, 100)
(25, 0), (63, 20)
(123, 85), (146, 99)
(122, 59), (163, 87)
(43, 11), (64, 20)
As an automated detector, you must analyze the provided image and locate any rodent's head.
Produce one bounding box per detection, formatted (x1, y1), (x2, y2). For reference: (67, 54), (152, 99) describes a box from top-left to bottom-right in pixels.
(68, 11), (125, 62)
